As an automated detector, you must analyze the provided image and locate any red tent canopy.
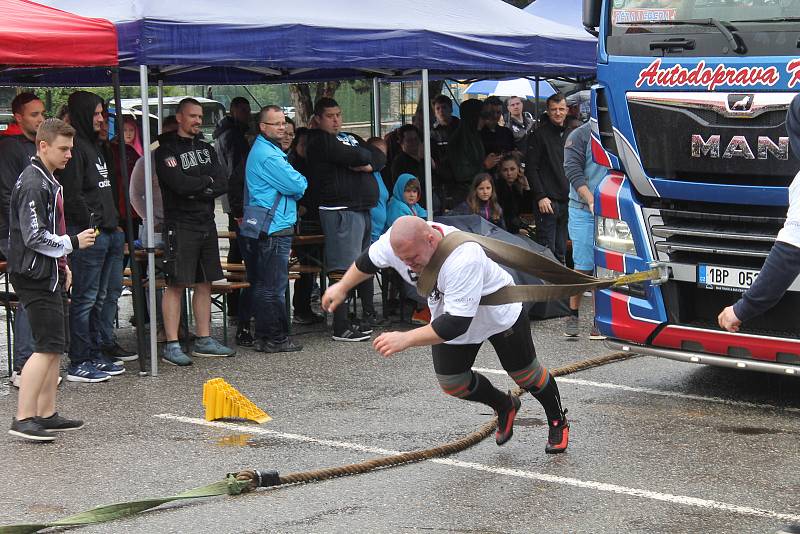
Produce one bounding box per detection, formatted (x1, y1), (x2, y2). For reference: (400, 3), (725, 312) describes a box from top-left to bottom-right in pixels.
(0, 0), (117, 67)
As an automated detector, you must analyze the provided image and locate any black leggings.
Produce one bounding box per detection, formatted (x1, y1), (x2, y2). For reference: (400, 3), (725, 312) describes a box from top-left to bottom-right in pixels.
(431, 309), (563, 420)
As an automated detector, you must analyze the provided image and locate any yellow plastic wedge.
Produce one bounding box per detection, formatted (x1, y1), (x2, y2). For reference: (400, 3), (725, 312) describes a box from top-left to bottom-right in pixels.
(202, 378), (272, 424)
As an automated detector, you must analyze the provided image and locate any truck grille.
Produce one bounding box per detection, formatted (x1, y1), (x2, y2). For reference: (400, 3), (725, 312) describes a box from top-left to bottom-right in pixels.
(643, 200), (785, 269)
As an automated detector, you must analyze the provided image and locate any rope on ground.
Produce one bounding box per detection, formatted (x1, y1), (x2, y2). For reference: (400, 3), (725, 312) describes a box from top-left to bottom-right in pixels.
(0, 351), (632, 534)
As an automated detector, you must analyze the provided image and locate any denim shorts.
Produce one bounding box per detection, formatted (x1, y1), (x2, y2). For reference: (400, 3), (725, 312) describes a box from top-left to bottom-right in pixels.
(568, 206), (595, 272)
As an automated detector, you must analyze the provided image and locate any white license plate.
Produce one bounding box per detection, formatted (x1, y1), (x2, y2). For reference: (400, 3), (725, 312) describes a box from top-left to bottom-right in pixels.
(697, 264), (759, 292)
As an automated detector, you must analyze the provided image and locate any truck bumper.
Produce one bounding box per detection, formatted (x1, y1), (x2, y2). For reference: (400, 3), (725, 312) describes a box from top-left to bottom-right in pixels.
(605, 339), (800, 377)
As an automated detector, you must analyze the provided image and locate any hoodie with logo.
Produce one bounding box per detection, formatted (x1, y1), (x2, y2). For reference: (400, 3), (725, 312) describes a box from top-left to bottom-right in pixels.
(60, 91), (118, 230)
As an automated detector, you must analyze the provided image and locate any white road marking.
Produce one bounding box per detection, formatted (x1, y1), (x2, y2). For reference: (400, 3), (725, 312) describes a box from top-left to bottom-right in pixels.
(473, 367), (800, 413)
(156, 414), (800, 523)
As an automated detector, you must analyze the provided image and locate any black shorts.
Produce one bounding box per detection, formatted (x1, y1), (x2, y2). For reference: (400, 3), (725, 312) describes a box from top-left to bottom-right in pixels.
(10, 274), (69, 354)
(162, 221), (224, 286)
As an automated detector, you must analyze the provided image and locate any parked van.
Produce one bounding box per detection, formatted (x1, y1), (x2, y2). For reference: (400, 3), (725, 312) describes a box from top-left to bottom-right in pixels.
(119, 96), (226, 141)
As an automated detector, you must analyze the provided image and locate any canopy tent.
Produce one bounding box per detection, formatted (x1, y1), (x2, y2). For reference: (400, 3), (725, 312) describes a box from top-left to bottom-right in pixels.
(6, 0), (597, 85)
(465, 78), (556, 98)
(524, 0), (588, 34)
(0, 0), (117, 68)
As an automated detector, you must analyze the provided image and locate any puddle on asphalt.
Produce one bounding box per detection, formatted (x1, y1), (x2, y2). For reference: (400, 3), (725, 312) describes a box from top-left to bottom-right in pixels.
(715, 425), (799, 436)
(214, 434), (281, 448)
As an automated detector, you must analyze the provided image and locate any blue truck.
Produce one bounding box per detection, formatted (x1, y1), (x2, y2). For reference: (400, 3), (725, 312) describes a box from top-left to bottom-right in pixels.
(581, 0), (800, 376)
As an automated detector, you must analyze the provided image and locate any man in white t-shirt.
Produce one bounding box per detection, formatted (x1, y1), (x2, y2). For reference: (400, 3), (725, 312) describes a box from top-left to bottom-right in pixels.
(718, 93), (800, 332)
(321, 215), (570, 454)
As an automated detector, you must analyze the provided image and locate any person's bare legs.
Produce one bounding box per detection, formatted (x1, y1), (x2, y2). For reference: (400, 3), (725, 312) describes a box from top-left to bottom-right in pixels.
(16, 352), (58, 420)
(36, 355), (61, 418)
(162, 285), (187, 341)
(192, 282), (211, 338)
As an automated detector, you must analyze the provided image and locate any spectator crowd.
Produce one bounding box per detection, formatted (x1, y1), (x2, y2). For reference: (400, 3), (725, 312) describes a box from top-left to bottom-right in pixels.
(2, 88), (601, 440)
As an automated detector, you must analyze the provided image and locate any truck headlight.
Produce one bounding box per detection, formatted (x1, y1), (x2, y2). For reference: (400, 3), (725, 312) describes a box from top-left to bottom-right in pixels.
(595, 217), (636, 254)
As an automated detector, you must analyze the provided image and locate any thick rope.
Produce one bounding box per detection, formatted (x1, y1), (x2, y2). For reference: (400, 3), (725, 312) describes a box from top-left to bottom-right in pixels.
(0, 351), (632, 533)
(237, 351), (633, 489)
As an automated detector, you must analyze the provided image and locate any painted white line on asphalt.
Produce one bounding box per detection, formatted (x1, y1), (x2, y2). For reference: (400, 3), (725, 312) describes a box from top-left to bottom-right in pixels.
(155, 414), (800, 524)
(473, 367), (800, 413)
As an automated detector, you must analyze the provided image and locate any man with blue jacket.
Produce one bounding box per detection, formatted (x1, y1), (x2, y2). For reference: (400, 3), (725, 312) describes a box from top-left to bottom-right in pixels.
(243, 105), (307, 353)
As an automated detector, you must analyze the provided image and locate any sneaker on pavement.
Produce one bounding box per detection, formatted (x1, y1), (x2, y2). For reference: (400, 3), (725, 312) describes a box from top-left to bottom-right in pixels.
(545, 410), (570, 454)
(353, 321), (373, 335)
(332, 328), (370, 342)
(254, 338), (303, 353)
(162, 343), (192, 366)
(66, 362), (111, 383)
(235, 327), (254, 347)
(102, 342), (138, 362)
(121, 286), (132, 296)
(411, 306), (431, 325)
(293, 311), (325, 325)
(93, 356), (125, 376)
(589, 327), (606, 340)
(361, 312), (387, 328)
(495, 393), (522, 446)
(563, 314), (579, 337)
(35, 412), (84, 432)
(9, 417), (55, 442)
(191, 337), (236, 358)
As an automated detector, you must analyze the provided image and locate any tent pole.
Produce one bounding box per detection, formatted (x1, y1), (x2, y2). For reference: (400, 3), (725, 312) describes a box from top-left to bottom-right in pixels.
(139, 65), (158, 377)
(113, 70), (149, 376)
(421, 69), (433, 221)
(371, 77), (381, 138)
(534, 76), (540, 122)
(157, 80), (164, 133)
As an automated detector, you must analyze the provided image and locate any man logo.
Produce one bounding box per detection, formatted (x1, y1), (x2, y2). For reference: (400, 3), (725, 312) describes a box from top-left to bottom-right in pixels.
(727, 94), (754, 112)
(164, 156), (178, 168)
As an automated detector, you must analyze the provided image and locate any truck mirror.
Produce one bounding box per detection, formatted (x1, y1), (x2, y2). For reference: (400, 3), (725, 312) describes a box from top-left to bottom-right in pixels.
(583, 0), (601, 35)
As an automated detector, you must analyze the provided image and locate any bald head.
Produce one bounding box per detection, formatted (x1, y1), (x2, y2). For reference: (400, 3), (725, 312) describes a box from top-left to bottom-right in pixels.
(389, 216), (441, 273)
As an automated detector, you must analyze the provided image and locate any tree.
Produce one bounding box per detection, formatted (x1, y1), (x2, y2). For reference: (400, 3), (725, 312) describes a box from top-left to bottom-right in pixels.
(289, 81), (341, 127)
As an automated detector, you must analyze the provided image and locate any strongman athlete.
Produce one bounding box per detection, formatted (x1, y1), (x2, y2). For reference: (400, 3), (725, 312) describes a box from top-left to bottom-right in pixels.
(321, 215), (569, 453)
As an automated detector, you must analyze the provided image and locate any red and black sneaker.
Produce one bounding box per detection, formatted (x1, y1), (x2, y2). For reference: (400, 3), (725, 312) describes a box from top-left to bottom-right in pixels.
(545, 410), (570, 454)
(495, 393), (521, 446)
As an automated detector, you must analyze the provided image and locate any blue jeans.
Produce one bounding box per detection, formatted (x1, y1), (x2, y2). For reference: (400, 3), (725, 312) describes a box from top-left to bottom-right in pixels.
(12, 303), (33, 371)
(239, 234), (291, 343)
(95, 230), (125, 349)
(67, 228), (119, 364)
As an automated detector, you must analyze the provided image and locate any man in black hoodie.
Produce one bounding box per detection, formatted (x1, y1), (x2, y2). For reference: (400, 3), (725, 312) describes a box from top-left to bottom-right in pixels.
(213, 96), (252, 344)
(155, 98), (235, 366)
(60, 91), (127, 383)
(526, 93), (569, 264)
(305, 97), (386, 342)
(0, 92), (44, 386)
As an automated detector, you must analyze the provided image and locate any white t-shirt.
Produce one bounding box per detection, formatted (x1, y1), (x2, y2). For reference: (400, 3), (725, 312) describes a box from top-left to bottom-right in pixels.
(369, 222), (522, 344)
(776, 169), (800, 248)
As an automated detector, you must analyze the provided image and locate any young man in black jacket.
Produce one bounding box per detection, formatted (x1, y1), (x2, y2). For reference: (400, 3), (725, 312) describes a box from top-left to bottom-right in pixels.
(155, 98), (235, 366)
(0, 92), (44, 387)
(60, 91), (129, 383)
(8, 119), (96, 441)
(305, 97), (386, 341)
(526, 93), (569, 264)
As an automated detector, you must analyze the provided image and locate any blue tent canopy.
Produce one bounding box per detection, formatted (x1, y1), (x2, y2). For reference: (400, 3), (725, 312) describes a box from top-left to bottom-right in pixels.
(7, 0), (596, 85)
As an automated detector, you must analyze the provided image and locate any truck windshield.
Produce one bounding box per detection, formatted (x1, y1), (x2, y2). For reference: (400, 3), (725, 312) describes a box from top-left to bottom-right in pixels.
(607, 0), (800, 56)
(611, 0), (796, 27)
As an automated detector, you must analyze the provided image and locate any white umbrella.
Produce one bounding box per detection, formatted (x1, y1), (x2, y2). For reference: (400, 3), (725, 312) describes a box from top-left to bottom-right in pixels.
(465, 78), (556, 98)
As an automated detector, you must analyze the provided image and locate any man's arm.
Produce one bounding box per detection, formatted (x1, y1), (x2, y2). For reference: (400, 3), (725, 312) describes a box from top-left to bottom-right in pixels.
(307, 131), (372, 168)
(719, 241), (800, 331)
(564, 127), (594, 210)
(154, 145), (214, 197)
(15, 184), (76, 258)
(260, 155), (307, 197)
(525, 131), (547, 201)
(59, 149), (92, 227)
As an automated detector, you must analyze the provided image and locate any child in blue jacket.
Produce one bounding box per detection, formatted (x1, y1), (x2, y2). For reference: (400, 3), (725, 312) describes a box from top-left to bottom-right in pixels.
(386, 173), (427, 227)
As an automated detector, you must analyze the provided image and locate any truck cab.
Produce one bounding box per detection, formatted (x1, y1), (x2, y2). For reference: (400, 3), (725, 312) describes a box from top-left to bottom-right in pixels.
(583, 0), (800, 375)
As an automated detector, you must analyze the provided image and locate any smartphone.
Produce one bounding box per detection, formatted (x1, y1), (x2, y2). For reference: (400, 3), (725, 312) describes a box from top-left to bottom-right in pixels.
(89, 212), (99, 236)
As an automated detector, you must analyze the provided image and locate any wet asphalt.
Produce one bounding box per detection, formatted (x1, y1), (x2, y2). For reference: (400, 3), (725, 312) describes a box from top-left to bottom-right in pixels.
(1, 294), (799, 534)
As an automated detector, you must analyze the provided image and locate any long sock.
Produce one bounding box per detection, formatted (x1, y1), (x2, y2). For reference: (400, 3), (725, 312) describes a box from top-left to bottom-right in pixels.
(463, 372), (510, 412)
(531, 375), (565, 422)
